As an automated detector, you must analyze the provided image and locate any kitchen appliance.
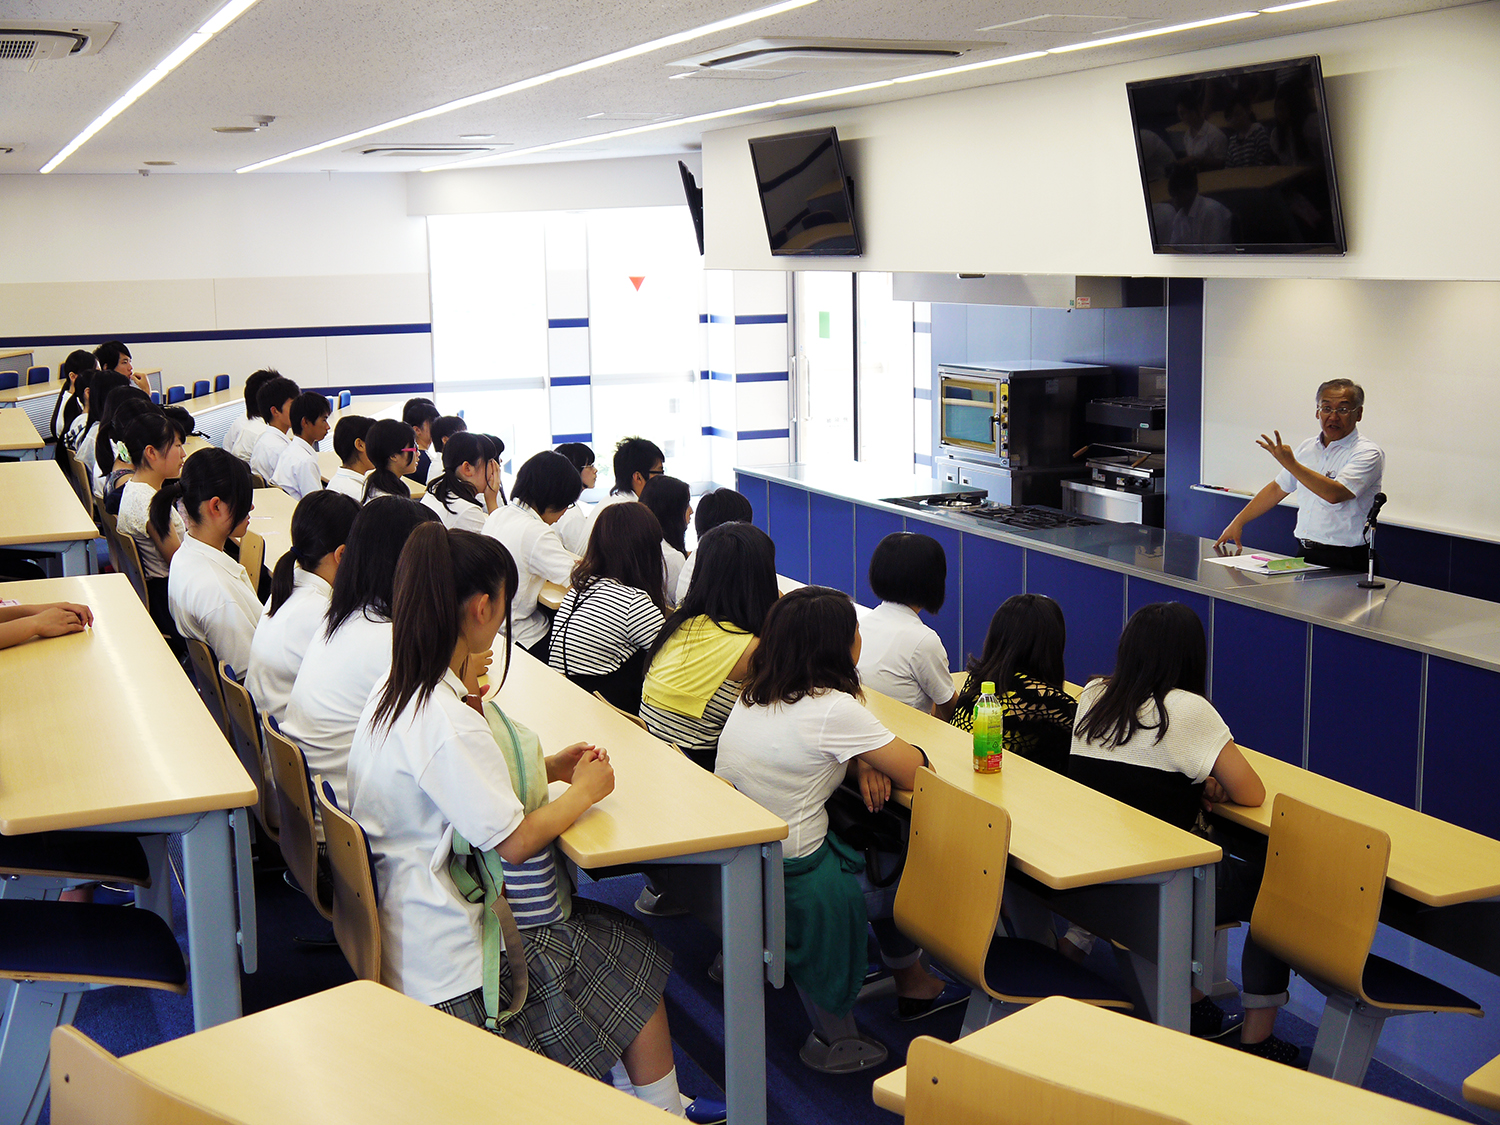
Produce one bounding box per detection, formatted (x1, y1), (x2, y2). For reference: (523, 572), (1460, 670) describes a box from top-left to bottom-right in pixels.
(936, 361), (1113, 507)
(1062, 443), (1165, 525)
(886, 492), (1101, 531)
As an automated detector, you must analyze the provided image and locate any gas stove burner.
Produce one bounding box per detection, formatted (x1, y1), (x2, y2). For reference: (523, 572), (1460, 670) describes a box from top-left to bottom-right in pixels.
(965, 505), (1100, 530)
(926, 495), (985, 510)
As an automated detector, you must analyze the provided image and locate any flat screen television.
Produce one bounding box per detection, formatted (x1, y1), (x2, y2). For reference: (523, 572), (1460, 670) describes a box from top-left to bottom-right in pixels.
(1126, 55), (1346, 255)
(748, 128), (862, 256)
(678, 160), (705, 256)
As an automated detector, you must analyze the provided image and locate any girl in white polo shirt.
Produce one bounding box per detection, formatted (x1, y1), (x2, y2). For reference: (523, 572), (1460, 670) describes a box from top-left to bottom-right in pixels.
(421, 432), (502, 532)
(855, 533), (957, 721)
(160, 449), (263, 676)
(347, 523), (701, 1117)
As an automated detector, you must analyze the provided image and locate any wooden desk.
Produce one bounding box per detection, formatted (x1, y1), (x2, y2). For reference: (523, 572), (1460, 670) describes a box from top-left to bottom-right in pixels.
(181, 434), (212, 460)
(116, 980), (669, 1125)
(492, 649), (787, 1125)
(0, 460), (98, 575)
(315, 449), (425, 498)
(0, 348), (34, 378)
(182, 386), (242, 412)
(862, 685), (1221, 1030)
(539, 581), (567, 611)
(871, 995), (1457, 1123)
(1464, 1053), (1500, 1112)
(0, 574), (257, 1028)
(0, 409), (44, 459)
(249, 487), (298, 571)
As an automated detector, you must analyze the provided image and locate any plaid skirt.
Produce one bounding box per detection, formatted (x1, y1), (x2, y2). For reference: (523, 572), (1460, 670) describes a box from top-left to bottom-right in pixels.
(433, 898), (671, 1080)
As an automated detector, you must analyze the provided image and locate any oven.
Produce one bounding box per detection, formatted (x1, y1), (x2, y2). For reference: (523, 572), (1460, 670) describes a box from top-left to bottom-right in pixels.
(937, 363), (1112, 468)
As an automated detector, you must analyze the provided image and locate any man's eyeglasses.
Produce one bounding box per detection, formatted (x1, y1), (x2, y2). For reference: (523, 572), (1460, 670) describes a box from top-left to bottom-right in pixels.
(647, 467), (666, 477)
(1317, 404), (1357, 417)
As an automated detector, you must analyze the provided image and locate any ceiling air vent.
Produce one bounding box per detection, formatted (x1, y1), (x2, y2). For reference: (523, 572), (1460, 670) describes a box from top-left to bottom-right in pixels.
(671, 38), (982, 75)
(352, 144), (509, 159)
(0, 22), (116, 73)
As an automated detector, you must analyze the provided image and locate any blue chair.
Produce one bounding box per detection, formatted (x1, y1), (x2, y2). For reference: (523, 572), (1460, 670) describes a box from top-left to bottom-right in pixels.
(26, 366), (49, 385)
(0, 373), (17, 391)
(193, 380), (210, 398)
(149, 391), (161, 404)
(338, 390), (352, 408)
(214, 373), (229, 392)
(457, 409), (465, 420)
(166, 386), (186, 404)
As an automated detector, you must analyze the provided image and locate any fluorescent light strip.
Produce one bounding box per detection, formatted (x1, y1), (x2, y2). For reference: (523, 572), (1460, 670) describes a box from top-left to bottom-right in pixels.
(422, 50), (1049, 173)
(1046, 11), (1258, 53)
(1260, 0), (1340, 12)
(40, 0), (262, 173)
(237, 0), (816, 173)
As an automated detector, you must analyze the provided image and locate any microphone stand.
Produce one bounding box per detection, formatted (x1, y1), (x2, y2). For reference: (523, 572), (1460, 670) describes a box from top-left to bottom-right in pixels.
(1358, 495), (1386, 590)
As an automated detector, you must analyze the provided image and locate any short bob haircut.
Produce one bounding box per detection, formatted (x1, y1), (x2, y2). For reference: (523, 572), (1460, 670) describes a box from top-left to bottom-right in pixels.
(868, 531), (947, 614)
(1074, 601), (1208, 749)
(742, 586), (861, 707)
(511, 450), (584, 514)
(332, 414), (374, 464)
(402, 397), (441, 429)
(694, 487), (753, 537)
(554, 441), (595, 474)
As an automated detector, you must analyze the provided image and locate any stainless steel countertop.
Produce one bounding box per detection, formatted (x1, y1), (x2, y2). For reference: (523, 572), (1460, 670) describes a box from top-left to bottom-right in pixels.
(738, 462), (1500, 674)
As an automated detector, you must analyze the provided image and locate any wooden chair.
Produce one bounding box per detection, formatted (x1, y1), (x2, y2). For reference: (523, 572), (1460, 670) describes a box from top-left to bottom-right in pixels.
(1249, 794), (1483, 1085)
(238, 529), (264, 588)
(249, 472), (267, 489)
(0, 899), (187, 1125)
(313, 776), (382, 982)
(263, 716), (332, 920)
(49, 1025), (232, 1125)
(592, 690), (649, 731)
(184, 638), (229, 737)
(113, 528), (152, 608)
(1465, 1052), (1500, 1112)
(217, 660), (279, 841)
(894, 768), (1132, 1036)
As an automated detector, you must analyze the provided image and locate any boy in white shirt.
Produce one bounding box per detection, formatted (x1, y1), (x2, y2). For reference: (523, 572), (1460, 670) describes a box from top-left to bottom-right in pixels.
(221, 369), (275, 456)
(325, 414), (375, 501)
(273, 391), (332, 499)
(249, 374), (299, 482)
(230, 368), (283, 461)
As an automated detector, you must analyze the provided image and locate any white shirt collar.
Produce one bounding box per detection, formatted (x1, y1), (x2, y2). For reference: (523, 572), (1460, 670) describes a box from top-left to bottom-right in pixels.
(291, 568), (332, 596)
(180, 532), (251, 579)
(290, 434), (315, 456)
(439, 668), (469, 700)
(1320, 424), (1360, 451)
(876, 601), (920, 621)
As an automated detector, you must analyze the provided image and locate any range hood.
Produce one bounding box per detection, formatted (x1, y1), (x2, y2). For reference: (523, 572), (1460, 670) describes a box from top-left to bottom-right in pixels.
(892, 273), (1164, 309)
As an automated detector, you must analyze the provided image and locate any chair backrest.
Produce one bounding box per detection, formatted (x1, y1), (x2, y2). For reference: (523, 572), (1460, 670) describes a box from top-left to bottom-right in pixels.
(0, 371), (18, 391)
(592, 690), (649, 731)
(238, 529), (265, 587)
(338, 390), (351, 408)
(249, 471), (267, 489)
(1250, 793), (1390, 1001)
(193, 380), (210, 398)
(50, 1025), (237, 1125)
(166, 385), (186, 404)
(217, 660), (279, 840)
(263, 716), (331, 920)
(214, 373), (230, 392)
(313, 776), (383, 982)
(894, 767), (1009, 995)
(184, 638), (229, 735)
(28, 365), (50, 385)
(905, 1036), (1187, 1125)
(150, 390), (161, 404)
(113, 528), (151, 607)
(65, 454), (96, 521)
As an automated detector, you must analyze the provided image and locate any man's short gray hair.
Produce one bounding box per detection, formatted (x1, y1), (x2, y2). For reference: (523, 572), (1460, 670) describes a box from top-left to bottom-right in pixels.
(1316, 378), (1365, 409)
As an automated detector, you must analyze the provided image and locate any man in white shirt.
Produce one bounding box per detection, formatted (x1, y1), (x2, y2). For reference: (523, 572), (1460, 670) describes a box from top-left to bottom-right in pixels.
(221, 370), (275, 455)
(1215, 378), (1385, 571)
(569, 436), (664, 556)
(272, 391), (332, 499)
(1163, 166), (1233, 249)
(249, 374), (299, 482)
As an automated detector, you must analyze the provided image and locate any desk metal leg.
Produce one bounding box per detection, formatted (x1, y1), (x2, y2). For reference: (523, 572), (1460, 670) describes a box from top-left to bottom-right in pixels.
(181, 809), (242, 1029)
(720, 845), (767, 1125)
(61, 539), (90, 576)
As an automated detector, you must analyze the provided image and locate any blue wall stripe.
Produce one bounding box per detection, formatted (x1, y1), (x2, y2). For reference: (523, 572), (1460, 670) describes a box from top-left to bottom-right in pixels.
(547, 317), (589, 329)
(550, 375), (591, 387)
(914, 321), (932, 334)
(737, 370), (789, 383)
(0, 323), (431, 348)
(552, 431), (592, 443)
(738, 428), (790, 441)
(698, 313), (709, 324)
(707, 314), (731, 324)
(734, 313), (788, 325)
(302, 381), (434, 398)
(699, 369), (710, 380)
(702, 425), (730, 437)
(708, 370), (734, 382)
(913, 387), (932, 400)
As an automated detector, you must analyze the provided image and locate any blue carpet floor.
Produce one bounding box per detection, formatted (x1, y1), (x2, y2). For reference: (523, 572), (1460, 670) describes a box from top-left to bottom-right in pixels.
(32, 862), (1484, 1124)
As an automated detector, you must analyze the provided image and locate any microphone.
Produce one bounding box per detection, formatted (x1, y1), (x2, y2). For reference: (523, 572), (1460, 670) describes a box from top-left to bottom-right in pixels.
(1365, 492), (1388, 530)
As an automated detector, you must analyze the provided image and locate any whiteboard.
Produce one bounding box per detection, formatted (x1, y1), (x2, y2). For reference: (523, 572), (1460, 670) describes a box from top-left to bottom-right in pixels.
(1201, 278), (1500, 544)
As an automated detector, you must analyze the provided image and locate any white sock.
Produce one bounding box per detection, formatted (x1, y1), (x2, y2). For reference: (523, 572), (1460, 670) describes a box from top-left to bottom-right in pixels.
(610, 1061), (635, 1095)
(633, 1066), (685, 1117)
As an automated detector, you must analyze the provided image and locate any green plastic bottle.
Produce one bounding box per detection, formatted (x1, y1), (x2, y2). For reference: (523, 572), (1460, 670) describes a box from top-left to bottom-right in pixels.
(972, 680), (1004, 774)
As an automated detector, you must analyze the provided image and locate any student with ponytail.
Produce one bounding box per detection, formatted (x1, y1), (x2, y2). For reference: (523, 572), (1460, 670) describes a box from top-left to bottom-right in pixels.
(50, 349), (99, 441)
(76, 369), (129, 485)
(115, 411), (187, 602)
(162, 448), (263, 675)
(348, 523), (711, 1119)
(62, 369), (95, 451)
(361, 418), (418, 503)
(282, 495), (438, 809)
(246, 490), (359, 730)
(97, 394), (159, 514)
(421, 431), (501, 532)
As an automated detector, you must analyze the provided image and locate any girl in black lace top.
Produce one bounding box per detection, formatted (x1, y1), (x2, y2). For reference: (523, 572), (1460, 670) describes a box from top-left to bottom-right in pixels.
(949, 593), (1075, 774)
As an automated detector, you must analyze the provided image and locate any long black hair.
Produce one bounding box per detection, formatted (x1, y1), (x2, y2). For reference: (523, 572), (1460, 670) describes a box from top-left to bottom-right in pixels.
(96, 391), (154, 470)
(425, 431), (497, 514)
(51, 350), (99, 438)
(268, 490), (359, 615)
(742, 586), (861, 706)
(955, 594), (1067, 717)
(150, 447), (252, 537)
(647, 522), (777, 664)
(361, 419), (416, 503)
(640, 474), (690, 556)
(83, 370), (130, 436)
(324, 495), (438, 636)
(1074, 602), (1208, 749)
(694, 487), (752, 536)
(572, 501), (668, 614)
(370, 524), (518, 733)
(119, 408), (184, 470)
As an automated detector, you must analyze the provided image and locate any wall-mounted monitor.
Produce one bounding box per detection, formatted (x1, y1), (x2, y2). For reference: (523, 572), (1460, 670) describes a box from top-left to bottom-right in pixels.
(678, 160), (705, 256)
(1126, 56), (1346, 255)
(748, 127), (862, 256)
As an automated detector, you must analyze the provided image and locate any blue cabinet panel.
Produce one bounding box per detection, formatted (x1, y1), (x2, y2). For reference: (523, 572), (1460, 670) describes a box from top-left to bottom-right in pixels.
(735, 473), (770, 536)
(1127, 578), (1213, 634)
(808, 493), (855, 594)
(1211, 601), (1305, 765)
(766, 482), (809, 583)
(1309, 626), (1421, 808)
(1423, 657), (1500, 837)
(904, 516), (963, 667)
(854, 505), (904, 608)
(1024, 551), (1125, 686)
(960, 533), (1025, 669)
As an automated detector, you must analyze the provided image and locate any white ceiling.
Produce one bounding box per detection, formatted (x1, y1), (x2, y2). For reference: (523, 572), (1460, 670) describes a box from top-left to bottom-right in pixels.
(0, 0), (1474, 175)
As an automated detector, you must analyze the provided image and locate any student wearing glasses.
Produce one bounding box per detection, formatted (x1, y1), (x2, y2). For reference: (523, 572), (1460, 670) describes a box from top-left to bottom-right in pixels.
(1213, 378), (1384, 571)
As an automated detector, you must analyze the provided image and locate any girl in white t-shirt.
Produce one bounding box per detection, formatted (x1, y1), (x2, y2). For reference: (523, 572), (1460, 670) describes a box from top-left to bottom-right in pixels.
(420, 432), (502, 532)
(856, 532), (957, 721)
(717, 586), (962, 1048)
(348, 522), (702, 1117)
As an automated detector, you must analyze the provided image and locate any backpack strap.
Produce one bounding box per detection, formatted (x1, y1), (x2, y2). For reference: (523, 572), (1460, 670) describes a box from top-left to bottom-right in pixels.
(449, 831), (529, 1030)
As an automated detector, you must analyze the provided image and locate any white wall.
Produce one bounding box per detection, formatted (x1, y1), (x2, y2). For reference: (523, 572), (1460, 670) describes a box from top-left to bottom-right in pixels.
(702, 3), (1500, 282)
(0, 173), (431, 392)
(408, 154), (702, 217)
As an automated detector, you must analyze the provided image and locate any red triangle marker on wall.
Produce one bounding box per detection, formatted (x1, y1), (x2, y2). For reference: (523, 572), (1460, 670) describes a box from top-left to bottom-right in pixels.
(629, 276), (645, 291)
